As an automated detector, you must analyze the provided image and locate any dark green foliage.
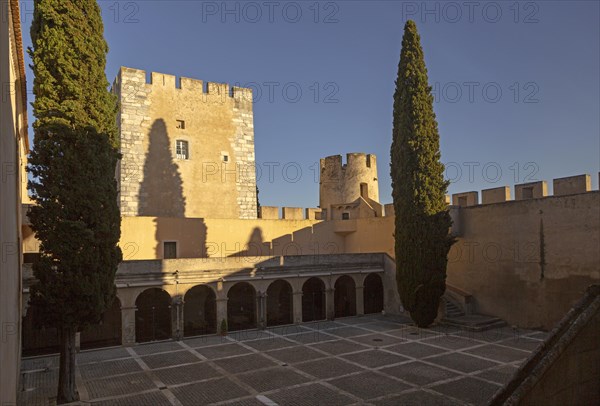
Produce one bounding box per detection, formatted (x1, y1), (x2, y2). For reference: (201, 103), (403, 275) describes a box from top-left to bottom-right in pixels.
(390, 20), (455, 327)
(27, 0), (121, 402)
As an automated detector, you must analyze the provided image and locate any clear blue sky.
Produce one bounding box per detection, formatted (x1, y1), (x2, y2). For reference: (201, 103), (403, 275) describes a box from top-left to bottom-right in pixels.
(21, 1), (600, 207)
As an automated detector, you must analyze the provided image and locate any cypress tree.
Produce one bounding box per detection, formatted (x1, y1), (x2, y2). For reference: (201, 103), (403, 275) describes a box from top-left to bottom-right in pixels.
(27, 1), (121, 402)
(390, 20), (455, 328)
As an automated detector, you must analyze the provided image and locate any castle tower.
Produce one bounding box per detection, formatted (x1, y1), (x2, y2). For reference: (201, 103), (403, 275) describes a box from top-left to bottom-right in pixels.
(319, 153), (380, 220)
(113, 67), (257, 219)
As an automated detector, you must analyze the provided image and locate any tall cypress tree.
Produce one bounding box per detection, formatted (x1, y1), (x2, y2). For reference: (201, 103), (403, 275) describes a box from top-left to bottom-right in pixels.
(27, 1), (121, 402)
(390, 20), (455, 327)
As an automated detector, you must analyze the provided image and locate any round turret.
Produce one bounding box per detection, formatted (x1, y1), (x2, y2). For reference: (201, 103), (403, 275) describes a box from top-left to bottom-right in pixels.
(319, 153), (379, 219)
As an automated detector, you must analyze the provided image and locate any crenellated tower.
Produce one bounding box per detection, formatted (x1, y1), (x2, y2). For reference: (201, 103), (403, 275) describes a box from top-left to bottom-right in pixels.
(319, 153), (381, 220)
(113, 66), (257, 219)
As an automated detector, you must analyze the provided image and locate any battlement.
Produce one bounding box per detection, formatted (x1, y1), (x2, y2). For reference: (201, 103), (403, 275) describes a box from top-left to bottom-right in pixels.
(321, 153), (377, 172)
(450, 173), (597, 208)
(117, 66), (253, 100)
(259, 206), (324, 221)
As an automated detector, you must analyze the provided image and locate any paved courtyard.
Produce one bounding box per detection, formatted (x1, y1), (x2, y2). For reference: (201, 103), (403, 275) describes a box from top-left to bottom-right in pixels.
(19, 314), (548, 406)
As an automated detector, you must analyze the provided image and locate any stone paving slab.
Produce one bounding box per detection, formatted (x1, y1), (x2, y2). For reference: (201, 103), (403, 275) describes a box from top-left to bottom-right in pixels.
(372, 389), (463, 406)
(236, 366), (311, 392)
(284, 331), (337, 344)
(77, 347), (131, 365)
(266, 382), (355, 405)
(426, 352), (501, 373)
(349, 333), (404, 348)
(380, 361), (459, 386)
(141, 349), (201, 369)
(293, 357), (365, 379)
(79, 358), (142, 380)
(194, 343), (252, 359)
(243, 337), (297, 351)
(497, 336), (544, 352)
(474, 364), (520, 385)
(341, 349), (410, 368)
(309, 339), (369, 355)
(213, 352), (278, 374)
(266, 345), (324, 364)
(430, 376), (502, 405)
(91, 389), (172, 405)
(170, 377), (250, 405)
(328, 371), (412, 400)
(326, 326), (372, 338)
(421, 335), (486, 350)
(132, 341), (183, 355)
(463, 344), (530, 363)
(152, 361), (220, 385)
(384, 342), (449, 359)
(85, 371), (156, 399)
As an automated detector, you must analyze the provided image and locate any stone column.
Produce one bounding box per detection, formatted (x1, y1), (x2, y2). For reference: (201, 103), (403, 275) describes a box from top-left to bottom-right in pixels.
(326, 288), (335, 320)
(171, 297), (183, 340)
(355, 285), (365, 316)
(216, 298), (228, 334)
(121, 306), (137, 346)
(259, 292), (267, 329)
(293, 291), (303, 324)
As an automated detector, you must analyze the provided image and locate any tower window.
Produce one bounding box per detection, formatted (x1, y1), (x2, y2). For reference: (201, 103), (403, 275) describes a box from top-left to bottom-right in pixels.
(223, 155), (229, 162)
(176, 140), (189, 160)
(342, 212), (350, 220)
(163, 241), (177, 259)
(176, 120), (185, 129)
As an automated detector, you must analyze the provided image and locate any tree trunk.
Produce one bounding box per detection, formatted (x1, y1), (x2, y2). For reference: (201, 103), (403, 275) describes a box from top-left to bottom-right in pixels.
(57, 325), (79, 404)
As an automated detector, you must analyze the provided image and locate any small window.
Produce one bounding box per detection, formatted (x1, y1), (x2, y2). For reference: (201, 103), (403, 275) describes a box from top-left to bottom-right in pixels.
(176, 120), (185, 129)
(342, 212), (350, 220)
(366, 155), (371, 168)
(163, 242), (177, 259)
(223, 155), (229, 162)
(522, 187), (534, 199)
(176, 140), (189, 160)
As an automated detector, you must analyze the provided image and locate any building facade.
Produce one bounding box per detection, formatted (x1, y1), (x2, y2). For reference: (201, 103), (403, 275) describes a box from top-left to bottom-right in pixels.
(0, 0), (29, 402)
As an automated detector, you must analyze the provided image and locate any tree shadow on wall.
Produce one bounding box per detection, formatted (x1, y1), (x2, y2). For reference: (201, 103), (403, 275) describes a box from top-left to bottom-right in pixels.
(137, 119), (205, 259)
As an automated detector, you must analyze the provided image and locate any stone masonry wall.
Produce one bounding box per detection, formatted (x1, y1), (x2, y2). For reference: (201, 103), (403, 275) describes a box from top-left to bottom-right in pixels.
(114, 67), (257, 219)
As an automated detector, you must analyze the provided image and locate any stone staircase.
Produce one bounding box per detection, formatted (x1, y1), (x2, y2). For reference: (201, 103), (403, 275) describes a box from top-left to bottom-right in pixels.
(442, 294), (507, 332)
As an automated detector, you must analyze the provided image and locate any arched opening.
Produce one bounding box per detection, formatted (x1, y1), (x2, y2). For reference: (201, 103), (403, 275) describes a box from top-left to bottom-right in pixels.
(184, 285), (216, 336)
(334, 275), (356, 318)
(135, 288), (172, 343)
(81, 297), (122, 350)
(364, 273), (384, 314)
(302, 277), (326, 322)
(266, 280), (293, 326)
(227, 282), (256, 331)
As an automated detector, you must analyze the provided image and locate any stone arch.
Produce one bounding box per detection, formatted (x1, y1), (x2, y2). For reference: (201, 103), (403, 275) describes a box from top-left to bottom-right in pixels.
(227, 282), (257, 331)
(183, 285), (217, 337)
(266, 279), (293, 327)
(364, 273), (384, 314)
(81, 296), (122, 350)
(334, 275), (356, 318)
(135, 288), (172, 343)
(302, 277), (326, 322)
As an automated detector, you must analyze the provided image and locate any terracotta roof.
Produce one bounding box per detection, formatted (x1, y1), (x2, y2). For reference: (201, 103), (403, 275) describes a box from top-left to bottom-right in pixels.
(10, 0), (29, 150)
